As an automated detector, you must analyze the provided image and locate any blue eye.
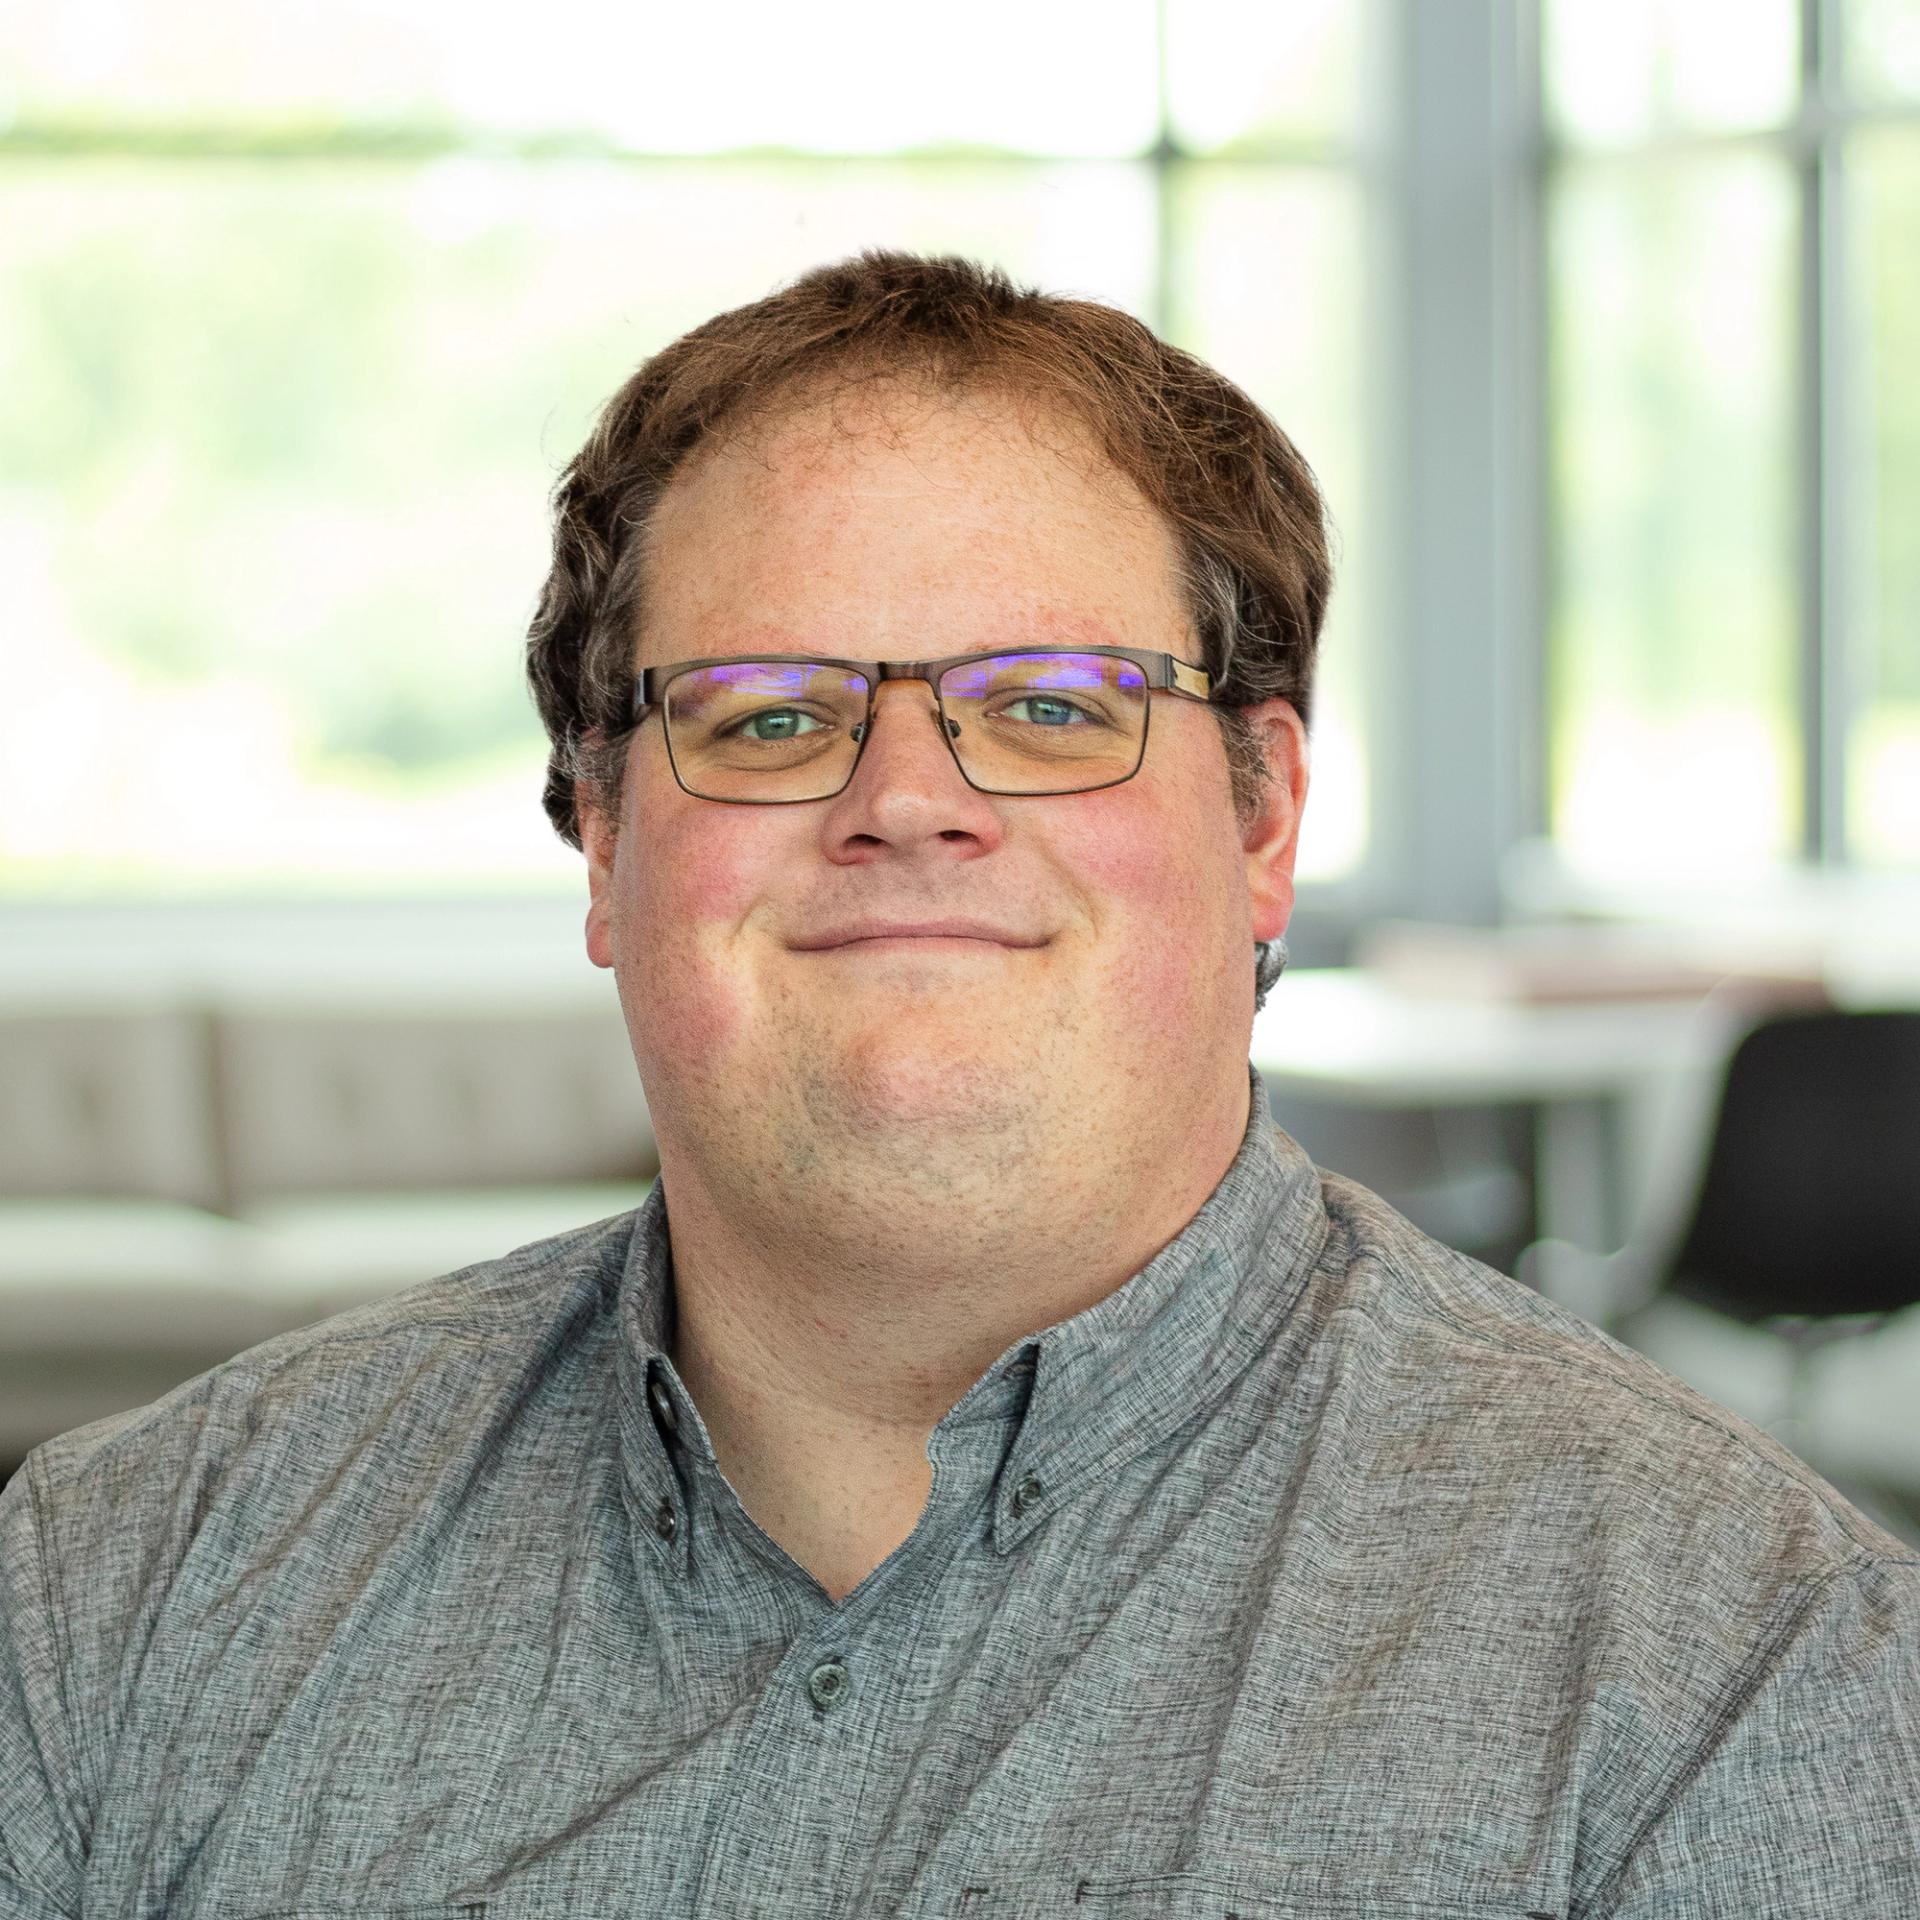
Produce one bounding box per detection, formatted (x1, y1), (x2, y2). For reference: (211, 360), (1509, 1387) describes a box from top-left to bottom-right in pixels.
(735, 708), (829, 742)
(1001, 696), (1095, 728)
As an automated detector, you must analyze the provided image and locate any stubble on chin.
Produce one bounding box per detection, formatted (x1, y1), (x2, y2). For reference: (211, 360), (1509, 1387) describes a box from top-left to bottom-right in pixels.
(778, 1016), (1053, 1183)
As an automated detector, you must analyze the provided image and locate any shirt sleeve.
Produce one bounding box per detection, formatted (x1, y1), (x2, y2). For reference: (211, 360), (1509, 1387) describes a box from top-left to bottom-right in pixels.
(1596, 1551), (1920, 1918)
(0, 1460), (87, 1919)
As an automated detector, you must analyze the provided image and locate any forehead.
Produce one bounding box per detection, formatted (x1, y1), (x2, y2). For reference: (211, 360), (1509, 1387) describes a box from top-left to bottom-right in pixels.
(634, 381), (1189, 665)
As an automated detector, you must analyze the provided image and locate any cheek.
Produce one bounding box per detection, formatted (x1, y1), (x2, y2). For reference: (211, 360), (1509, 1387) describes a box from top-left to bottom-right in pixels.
(1058, 790), (1238, 1000)
(617, 814), (767, 1077)
(641, 821), (759, 929)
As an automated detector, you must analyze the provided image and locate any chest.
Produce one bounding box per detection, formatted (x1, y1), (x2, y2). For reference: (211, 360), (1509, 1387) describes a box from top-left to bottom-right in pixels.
(78, 1483), (1598, 1920)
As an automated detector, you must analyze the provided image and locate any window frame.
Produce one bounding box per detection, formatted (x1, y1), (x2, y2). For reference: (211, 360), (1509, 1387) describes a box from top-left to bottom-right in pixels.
(0, 0), (1383, 940)
(1537, 0), (1920, 884)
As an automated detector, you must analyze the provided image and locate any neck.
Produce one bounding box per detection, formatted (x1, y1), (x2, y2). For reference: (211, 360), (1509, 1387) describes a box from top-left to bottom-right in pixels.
(655, 1069), (1252, 1596)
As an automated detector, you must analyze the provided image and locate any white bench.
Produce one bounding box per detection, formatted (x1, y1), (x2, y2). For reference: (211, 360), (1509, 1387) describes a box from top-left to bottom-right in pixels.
(0, 996), (657, 1461)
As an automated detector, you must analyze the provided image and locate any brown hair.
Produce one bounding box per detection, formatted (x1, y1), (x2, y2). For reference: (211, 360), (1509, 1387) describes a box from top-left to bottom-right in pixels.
(524, 250), (1334, 1004)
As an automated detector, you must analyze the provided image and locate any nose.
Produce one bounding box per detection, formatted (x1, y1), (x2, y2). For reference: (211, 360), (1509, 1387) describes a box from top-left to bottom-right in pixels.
(818, 675), (1006, 856)
(848, 680), (963, 779)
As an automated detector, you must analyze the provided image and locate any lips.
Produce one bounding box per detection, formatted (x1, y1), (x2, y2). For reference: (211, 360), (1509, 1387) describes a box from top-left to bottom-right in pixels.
(790, 919), (1045, 951)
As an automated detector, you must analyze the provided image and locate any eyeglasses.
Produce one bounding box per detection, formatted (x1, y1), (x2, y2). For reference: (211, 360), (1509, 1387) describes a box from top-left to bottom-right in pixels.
(630, 647), (1215, 804)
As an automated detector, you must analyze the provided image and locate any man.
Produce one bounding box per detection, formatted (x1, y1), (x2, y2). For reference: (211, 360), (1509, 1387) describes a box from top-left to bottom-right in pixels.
(2, 254), (1915, 1918)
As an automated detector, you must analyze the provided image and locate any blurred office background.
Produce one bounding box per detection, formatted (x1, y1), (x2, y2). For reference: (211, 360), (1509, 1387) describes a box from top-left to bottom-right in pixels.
(2, 0), (1918, 1538)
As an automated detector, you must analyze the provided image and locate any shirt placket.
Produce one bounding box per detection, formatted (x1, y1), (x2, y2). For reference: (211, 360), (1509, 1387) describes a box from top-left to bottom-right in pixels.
(681, 1414), (1013, 1919)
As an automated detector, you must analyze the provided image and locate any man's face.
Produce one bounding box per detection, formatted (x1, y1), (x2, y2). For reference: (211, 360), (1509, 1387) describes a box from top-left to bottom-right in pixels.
(580, 381), (1306, 1209)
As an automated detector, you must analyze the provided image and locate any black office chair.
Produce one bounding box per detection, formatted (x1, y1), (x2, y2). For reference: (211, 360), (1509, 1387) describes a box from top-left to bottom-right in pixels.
(1601, 1006), (1920, 1531)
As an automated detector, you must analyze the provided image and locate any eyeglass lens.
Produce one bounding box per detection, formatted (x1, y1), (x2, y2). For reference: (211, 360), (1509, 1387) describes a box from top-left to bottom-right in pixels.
(661, 652), (1149, 801)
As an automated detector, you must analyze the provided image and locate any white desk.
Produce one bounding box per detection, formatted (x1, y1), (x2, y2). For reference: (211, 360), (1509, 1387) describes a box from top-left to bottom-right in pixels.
(1251, 969), (1733, 1256)
(1252, 968), (1722, 1103)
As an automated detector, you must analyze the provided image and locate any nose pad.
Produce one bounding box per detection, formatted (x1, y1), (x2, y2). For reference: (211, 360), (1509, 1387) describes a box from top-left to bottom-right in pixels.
(847, 703), (963, 747)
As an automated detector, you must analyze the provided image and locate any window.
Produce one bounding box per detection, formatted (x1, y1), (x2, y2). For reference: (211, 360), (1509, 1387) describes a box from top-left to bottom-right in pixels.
(1543, 0), (1920, 882)
(0, 0), (1379, 899)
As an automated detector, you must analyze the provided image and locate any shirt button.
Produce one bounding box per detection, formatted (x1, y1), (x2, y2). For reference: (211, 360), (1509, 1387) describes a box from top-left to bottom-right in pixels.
(1011, 1472), (1044, 1515)
(648, 1377), (679, 1435)
(806, 1658), (850, 1711)
(654, 1494), (678, 1542)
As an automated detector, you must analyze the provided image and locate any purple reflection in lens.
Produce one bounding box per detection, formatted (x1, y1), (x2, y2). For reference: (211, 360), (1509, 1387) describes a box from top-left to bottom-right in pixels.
(707, 662), (820, 691)
(942, 652), (1145, 698)
(670, 659), (866, 715)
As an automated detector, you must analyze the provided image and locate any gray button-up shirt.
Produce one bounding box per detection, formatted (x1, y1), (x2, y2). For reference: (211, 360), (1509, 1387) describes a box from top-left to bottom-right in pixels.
(4, 1065), (1917, 1918)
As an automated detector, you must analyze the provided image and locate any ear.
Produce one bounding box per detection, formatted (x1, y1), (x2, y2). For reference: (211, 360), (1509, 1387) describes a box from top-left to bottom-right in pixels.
(1236, 699), (1310, 946)
(576, 761), (619, 973)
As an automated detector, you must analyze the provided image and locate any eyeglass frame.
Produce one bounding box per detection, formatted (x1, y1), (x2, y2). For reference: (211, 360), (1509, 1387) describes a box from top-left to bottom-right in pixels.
(628, 646), (1217, 804)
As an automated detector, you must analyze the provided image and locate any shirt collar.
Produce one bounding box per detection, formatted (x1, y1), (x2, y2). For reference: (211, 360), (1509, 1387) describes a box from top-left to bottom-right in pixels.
(614, 1061), (1328, 1563)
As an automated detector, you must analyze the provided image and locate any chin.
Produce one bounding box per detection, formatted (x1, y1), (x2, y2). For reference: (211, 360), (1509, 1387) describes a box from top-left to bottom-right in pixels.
(812, 1029), (1045, 1134)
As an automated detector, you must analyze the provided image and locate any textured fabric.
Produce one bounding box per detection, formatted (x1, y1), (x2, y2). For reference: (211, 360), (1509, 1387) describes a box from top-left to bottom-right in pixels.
(3, 1062), (1917, 1920)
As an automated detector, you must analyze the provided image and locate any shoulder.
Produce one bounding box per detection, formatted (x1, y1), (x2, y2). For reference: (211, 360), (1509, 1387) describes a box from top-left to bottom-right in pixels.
(0, 1205), (644, 1879)
(13, 1203), (642, 1603)
(1299, 1167), (1920, 1581)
